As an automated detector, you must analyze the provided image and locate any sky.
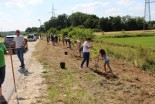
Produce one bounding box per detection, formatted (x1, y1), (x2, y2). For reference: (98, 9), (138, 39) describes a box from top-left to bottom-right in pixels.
(0, 0), (155, 31)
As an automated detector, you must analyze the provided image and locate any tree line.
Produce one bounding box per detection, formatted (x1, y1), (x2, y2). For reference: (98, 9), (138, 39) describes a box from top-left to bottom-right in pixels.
(25, 12), (155, 33)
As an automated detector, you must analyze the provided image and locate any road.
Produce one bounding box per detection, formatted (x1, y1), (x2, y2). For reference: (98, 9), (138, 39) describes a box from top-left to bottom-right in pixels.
(2, 40), (38, 101)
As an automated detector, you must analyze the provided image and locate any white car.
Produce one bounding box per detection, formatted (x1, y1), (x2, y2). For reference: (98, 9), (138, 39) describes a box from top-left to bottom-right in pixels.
(27, 34), (37, 41)
(4, 35), (28, 53)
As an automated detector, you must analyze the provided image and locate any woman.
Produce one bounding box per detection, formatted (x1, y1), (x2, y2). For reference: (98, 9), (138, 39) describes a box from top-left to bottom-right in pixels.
(0, 42), (8, 104)
(80, 38), (93, 70)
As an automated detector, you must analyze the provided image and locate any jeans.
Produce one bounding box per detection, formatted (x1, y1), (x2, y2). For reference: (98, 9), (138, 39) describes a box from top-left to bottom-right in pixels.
(16, 48), (24, 66)
(0, 66), (5, 87)
(80, 52), (90, 68)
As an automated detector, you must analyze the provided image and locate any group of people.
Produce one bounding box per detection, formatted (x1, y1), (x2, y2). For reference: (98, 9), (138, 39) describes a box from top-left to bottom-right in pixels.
(0, 30), (26, 104)
(46, 34), (59, 46)
(62, 34), (74, 49)
(0, 31), (113, 103)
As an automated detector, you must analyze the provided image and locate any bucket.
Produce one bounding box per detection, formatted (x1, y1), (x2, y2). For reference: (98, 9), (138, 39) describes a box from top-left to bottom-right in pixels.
(64, 52), (68, 55)
(60, 62), (65, 69)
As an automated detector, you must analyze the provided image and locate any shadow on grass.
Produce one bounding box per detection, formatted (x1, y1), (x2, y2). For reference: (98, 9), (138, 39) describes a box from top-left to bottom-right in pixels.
(89, 68), (119, 79)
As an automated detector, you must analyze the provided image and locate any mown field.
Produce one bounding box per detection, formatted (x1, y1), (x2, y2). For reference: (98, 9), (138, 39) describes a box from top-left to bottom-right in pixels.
(94, 31), (155, 72)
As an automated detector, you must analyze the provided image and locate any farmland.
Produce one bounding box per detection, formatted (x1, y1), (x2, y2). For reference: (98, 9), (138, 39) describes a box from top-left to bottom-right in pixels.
(103, 36), (155, 49)
(94, 31), (155, 72)
(33, 38), (155, 104)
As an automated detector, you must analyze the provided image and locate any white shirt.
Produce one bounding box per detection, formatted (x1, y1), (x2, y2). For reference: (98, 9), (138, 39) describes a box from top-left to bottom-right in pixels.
(83, 41), (90, 52)
(14, 35), (24, 49)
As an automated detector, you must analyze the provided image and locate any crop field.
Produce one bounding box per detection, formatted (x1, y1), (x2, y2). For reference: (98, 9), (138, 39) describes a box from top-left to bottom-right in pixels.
(103, 36), (155, 49)
(94, 31), (155, 72)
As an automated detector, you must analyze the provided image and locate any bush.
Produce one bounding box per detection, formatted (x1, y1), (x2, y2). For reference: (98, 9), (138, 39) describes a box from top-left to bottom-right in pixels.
(67, 27), (95, 41)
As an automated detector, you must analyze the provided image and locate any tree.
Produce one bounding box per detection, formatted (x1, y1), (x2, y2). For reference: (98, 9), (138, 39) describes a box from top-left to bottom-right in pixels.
(84, 14), (99, 29)
(99, 17), (111, 31)
(68, 12), (88, 26)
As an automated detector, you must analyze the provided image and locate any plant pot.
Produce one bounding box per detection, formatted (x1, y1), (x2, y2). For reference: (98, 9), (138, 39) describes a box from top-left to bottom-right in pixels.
(60, 62), (65, 69)
(64, 52), (68, 55)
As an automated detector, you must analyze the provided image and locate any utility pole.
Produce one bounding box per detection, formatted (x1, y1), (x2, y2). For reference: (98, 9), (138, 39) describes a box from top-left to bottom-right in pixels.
(38, 19), (41, 27)
(143, 0), (155, 30)
(49, 3), (56, 19)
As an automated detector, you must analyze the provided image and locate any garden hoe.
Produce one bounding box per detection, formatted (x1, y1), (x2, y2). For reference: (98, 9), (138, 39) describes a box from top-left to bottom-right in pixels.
(8, 43), (19, 104)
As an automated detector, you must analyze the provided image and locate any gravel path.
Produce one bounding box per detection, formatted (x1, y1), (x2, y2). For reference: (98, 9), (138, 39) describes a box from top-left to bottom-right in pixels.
(2, 40), (45, 103)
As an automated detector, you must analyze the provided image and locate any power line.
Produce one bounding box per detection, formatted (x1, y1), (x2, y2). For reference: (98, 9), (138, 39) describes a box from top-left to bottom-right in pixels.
(144, 0), (151, 22)
(49, 3), (56, 19)
(143, 0), (155, 30)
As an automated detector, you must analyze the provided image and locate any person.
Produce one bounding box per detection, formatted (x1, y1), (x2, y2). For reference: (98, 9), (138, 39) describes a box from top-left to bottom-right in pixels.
(77, 40), (83, 57)
(46, 34), (50, 45)
(14, 30), (25, 68)
(74, 40), (83, 57)
(80, 38), (93, 70)
(62, 34), (65, 46)
(55, 35), (58, 44)
(99, 49), (113, 73)
(50, 34), (54, 46)
(0, 42), (8, 104)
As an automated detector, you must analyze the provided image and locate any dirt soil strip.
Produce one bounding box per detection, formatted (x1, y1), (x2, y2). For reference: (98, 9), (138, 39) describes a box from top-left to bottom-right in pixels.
(1, 40), (45, 103)
(9, 57), (46, 104)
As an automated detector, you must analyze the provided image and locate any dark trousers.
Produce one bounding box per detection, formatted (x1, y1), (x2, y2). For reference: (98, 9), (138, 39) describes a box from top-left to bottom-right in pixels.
(0, 66), (5, 87)
(16, 48), (24, 66)
(80, 52), (90, 68)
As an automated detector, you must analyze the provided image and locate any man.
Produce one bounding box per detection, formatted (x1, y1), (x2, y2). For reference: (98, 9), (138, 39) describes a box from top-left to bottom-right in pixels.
(0, 42), (8, 104)
(14, 30), (25, 68)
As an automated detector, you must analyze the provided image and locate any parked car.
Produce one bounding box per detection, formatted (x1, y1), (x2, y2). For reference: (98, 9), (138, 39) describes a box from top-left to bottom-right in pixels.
(3, 35), (28, 54)
(27, 34), (37, 41)
(34, 33), (39, 39)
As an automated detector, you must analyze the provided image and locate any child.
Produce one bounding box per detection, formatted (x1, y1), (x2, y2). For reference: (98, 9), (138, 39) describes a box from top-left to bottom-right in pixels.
(99, 49), (113, 73)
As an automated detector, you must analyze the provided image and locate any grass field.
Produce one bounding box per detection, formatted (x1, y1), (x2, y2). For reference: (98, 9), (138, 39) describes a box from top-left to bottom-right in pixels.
(94, 30), (155, 35)
(94, 31), (155, 72)
(0, 37), (3, 42)
(34, 39), (155, 104)
(103, 36), (155, 48)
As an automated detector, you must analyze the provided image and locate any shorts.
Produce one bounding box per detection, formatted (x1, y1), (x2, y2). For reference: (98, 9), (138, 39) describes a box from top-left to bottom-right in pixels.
(105, 59), (110, 63)
(0, 66), (5, 87)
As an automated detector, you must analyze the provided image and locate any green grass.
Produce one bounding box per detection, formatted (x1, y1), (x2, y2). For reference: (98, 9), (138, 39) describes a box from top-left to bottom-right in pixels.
(103, 36), (155, 49)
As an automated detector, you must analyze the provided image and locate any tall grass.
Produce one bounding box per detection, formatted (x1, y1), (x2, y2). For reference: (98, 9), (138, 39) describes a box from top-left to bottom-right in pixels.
(102, 36), (155, 49)
(100, 43), (155, 72)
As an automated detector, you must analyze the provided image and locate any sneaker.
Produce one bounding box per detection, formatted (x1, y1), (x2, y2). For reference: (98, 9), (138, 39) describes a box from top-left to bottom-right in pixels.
(86, 67), (90, 69)
(79, 67), (83, 70)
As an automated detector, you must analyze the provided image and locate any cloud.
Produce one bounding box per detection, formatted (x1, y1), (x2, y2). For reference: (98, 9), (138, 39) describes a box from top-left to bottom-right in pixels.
(73, 1), (109, 14)
(0, 12), (4, 16)
(128, 3), (144, 16)
(5, 0), (43, 8)
(117, 0), (135, 7)
(105, 8), (122, 16)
